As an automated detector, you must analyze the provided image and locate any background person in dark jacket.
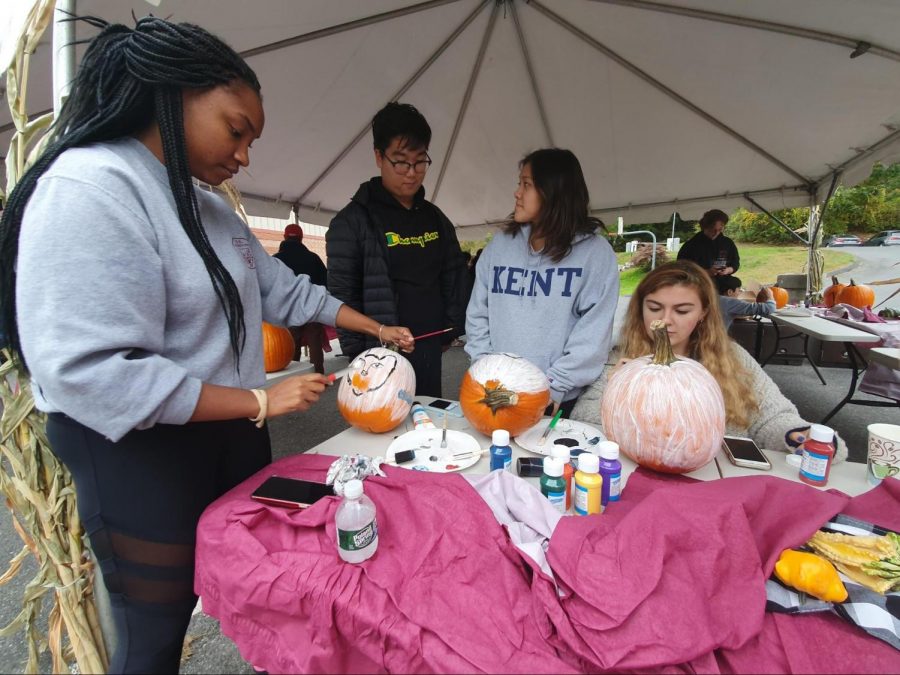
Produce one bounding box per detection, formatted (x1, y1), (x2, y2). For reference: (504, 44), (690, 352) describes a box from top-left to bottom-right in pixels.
(326, 102), (465, 396)
(677, 208), (740, 293)
(274, 223), (329, 373)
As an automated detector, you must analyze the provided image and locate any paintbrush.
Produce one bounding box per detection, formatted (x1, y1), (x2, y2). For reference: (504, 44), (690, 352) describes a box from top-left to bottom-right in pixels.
(440, 412), (448, 448)
(326, 366), (352, 385)
(412, 327), (454, 341)
(450, 448), (488, 461)
(537, 409), (563, 446)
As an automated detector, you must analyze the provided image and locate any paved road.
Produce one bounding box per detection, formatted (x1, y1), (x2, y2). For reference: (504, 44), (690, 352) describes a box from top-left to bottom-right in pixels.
(0, 246), (897, 672)
(825, 244), (899, 307)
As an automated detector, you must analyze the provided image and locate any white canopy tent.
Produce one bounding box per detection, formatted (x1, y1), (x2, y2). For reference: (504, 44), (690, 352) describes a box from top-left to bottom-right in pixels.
(2, 0), (900, 241)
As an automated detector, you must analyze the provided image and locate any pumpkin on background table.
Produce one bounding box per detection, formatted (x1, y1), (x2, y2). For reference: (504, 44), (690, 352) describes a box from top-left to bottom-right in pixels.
(835, 279), (876, 309)
(601, 321), (725, 474)
(459, 353), (550, 437)
(262, 322), (294, 373)
(336, 347), (415, 433)
(770, 284), (789, 309)
(823, 276), (846, 308)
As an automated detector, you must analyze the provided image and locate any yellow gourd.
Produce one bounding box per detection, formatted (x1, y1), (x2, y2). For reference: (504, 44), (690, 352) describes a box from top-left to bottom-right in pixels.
(774, 549), (848, 603)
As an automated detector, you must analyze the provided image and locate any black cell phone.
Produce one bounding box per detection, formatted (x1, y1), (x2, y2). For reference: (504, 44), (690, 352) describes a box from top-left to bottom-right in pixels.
(722, 436), (772, 470)
(428, 399), (453, 410)
(423, 399), (464, 417)
(251, 476), (333, 509)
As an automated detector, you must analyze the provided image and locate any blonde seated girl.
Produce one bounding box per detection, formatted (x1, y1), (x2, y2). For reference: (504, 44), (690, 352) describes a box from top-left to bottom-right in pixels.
(571, 261), (847, 460)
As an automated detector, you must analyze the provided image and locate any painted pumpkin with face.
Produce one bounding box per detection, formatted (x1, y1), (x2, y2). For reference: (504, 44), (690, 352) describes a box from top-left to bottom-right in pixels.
(337, 347), (415, 433)
(601, 321), (725, 474)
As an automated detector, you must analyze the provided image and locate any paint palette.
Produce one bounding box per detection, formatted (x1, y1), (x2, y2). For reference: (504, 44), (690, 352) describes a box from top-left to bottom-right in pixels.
(385, 428), (484, 473)
(515, 418), (605, 457)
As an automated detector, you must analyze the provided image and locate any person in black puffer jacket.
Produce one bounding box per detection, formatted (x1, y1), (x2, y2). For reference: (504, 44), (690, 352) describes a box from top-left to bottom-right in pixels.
(326, 103), (466, 397)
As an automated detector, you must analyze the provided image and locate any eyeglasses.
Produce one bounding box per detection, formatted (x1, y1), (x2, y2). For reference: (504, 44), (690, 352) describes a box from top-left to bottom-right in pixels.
(380, 152), (432, 175)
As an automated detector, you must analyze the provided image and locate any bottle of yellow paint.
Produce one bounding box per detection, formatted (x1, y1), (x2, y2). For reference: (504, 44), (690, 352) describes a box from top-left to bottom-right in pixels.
(574, 453), (603, 516)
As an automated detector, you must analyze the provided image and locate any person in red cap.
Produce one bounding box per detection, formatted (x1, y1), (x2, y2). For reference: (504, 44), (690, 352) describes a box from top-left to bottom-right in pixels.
(274, 223), (329, 373)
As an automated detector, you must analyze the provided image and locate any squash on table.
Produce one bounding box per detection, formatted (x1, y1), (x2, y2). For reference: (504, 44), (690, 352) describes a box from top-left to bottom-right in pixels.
(823, 276), (845, 308)
(262, 322), (294, 373)
(459, 353), (550, 437)
(770, 285), (789, 309)
(337, 347), (415, 433)
(600, 321), (725, 474)
(835, 279), (875, 309)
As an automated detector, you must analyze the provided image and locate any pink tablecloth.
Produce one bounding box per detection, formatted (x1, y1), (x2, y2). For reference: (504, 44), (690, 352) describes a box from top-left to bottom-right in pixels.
(195, 455), (900, 673)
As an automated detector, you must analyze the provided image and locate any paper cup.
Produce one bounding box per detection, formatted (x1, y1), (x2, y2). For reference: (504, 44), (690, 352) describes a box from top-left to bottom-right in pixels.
(866, 423), (900, 486)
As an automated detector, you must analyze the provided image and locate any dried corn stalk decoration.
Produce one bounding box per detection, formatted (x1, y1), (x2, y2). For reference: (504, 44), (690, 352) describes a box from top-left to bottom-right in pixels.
(2, 1), (109, 672)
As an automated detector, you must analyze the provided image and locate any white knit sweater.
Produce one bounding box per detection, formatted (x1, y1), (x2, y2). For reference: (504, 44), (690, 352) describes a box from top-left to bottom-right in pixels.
(570, 341), (847, 462)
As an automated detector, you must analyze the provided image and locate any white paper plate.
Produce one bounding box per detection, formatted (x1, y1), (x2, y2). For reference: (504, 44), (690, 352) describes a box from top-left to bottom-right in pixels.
(514, 417), (605, 456)
(386, 428), (484, 473)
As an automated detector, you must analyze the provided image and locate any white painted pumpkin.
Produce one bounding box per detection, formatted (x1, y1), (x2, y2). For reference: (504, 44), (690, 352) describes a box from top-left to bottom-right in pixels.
(600, 322), (725, 474)
(459, 353), (550, 437)
(337, 347), (415, 433)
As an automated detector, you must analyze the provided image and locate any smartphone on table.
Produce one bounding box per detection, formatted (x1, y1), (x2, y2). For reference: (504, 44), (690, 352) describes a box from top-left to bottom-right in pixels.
(722, 436), (772, 471)
(251, 476), (333, 509)
(423, 398), (464, 417)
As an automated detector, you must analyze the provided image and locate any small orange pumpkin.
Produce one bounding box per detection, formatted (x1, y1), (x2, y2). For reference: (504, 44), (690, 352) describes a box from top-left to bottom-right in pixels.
(823, 276), (845, 308)
(262, 322), (294, 372)
(770, 285), (789, 309)
(835, 279), (876, 309)
(601, 321), (725, 474)
(337, 347), (415, 433)
(459, 353), (550, 437)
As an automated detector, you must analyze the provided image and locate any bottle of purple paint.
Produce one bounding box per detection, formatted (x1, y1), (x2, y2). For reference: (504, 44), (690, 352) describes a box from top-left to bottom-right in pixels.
(597, 441), (622, 508)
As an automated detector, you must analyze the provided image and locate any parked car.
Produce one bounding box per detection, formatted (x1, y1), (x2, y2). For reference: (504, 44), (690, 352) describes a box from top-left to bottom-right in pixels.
(824, 234), (862, 247)
(861, 229), (900, 246)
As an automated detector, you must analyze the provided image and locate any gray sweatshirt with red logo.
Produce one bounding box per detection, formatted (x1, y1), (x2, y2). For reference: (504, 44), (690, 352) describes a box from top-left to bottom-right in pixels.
(17, 138), (342, 441)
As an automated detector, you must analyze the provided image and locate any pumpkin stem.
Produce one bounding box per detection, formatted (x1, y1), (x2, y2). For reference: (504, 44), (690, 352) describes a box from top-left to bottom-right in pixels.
(831, 276), (839, 285)
(650, 319), (678, 366)
(479, 383), (520, 414)
(849, 279), (857, 286)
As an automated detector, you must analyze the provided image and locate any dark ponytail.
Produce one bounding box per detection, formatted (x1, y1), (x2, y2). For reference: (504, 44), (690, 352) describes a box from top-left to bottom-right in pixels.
(0, 16), (261, 369)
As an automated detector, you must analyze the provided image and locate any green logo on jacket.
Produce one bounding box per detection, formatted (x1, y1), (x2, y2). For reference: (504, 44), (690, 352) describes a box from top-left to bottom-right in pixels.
(385, 231), (439, 248)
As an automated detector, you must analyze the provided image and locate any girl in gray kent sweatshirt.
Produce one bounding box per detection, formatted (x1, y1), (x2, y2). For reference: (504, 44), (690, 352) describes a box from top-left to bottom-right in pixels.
(0, 18), (412, 673)
(465, 149), (619, 415)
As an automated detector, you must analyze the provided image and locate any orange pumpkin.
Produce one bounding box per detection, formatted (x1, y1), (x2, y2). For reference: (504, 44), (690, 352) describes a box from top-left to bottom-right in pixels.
(337, 347), (415, 433)
(601, 321), (725, 474)
(770, 285), (789, 309)
(262, 322), (294, 372)
(835, 279), (875, 309)
(822, 276), (845, 308)
(459, 353), (550, 437)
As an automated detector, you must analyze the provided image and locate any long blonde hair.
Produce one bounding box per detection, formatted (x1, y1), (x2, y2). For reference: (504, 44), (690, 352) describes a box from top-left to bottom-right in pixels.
(619, 261), (757, 428)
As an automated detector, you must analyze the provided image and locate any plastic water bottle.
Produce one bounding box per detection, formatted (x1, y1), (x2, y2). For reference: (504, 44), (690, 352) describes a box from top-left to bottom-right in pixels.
(336, 479), (378, 563)
(489, 429), (512, 471)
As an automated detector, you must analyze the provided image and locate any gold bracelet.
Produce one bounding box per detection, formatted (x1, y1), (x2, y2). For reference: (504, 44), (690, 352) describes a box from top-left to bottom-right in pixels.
(249, 388), (267, 428)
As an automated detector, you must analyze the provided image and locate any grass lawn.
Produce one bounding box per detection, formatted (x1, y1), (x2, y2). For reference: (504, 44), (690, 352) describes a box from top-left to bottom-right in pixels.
(616, 244), (855, 296)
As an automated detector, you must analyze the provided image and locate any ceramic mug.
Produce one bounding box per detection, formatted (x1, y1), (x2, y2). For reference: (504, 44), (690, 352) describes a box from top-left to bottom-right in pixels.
(866, 423), (900, 486)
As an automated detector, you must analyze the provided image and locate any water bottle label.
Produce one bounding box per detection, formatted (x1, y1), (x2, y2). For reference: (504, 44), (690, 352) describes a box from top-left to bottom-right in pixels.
(546, 489), (566, 513)
(338, 519), (378, 552)
(609, 473), (621, 501)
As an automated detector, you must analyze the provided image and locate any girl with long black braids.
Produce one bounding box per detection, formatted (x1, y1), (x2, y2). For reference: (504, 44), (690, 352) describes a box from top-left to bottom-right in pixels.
(0, 17), (413, 673)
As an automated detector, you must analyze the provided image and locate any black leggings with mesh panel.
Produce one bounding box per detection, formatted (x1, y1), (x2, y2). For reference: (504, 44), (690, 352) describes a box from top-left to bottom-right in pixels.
(47, 413), (271, 674)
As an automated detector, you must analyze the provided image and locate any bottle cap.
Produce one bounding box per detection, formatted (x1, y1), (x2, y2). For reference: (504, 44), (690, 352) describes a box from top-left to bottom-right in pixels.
(543, 456), (564, 478)
(492, 429), (510, 446)
(550, 444), (570, 461)
(578, 453), (600, 474)
(343, 479), (363, 499)
(597, 441), (620, 461)
(785, 453), (802, 468)
(809, 424), (834, 443)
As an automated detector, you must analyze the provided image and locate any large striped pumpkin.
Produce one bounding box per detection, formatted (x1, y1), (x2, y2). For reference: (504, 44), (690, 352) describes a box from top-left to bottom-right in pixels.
(337, 347), (415, 433)
(459, 353), (550, 437)
(601, 321), (725, 474)
(262, 322), (294, 373)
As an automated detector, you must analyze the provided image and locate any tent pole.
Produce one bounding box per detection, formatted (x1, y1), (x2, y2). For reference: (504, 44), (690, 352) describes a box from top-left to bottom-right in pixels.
(527, 0), (811, 186)
(52, 0), (76, 115)
(743, 193), (809, 245)
(432, 0), (500, 200)
(293, 0), (490, 206)
(510, 0), (553, 146)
